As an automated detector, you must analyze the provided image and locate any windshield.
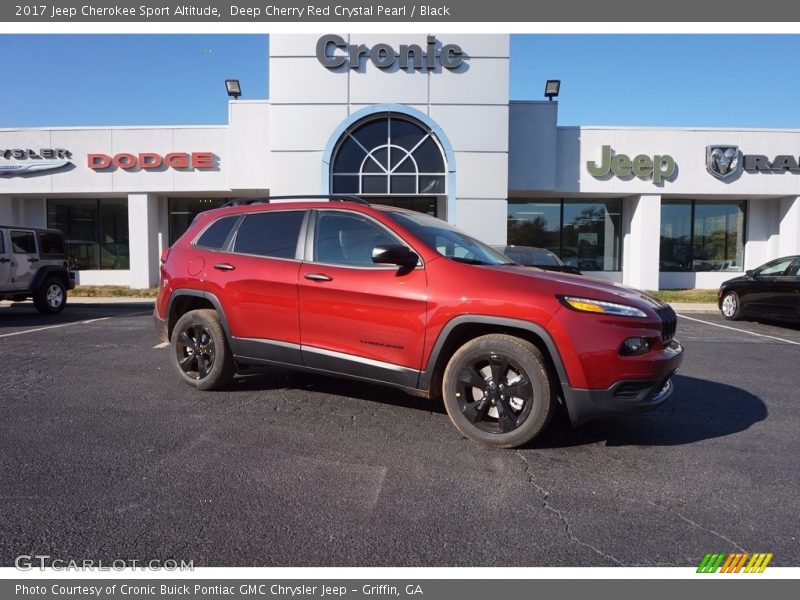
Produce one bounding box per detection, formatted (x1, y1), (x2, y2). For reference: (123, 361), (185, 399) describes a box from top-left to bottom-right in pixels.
(384, 210), (515, 266)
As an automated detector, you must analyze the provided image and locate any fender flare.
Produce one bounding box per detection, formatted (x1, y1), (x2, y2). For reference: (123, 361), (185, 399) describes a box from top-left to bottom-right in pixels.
(30, 266), (69, 292)
(166, 290), (238, 352)
(417, 315), (571, 392)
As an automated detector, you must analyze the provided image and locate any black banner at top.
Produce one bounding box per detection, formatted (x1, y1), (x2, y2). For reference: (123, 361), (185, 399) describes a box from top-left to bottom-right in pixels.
(0, 0), (792, 22)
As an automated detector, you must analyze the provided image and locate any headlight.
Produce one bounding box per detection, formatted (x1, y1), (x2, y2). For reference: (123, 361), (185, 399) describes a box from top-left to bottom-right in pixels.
(558, 295), (647, 318)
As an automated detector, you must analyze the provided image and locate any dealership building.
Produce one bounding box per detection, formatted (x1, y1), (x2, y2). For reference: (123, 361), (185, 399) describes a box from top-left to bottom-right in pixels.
(2, 34), (800, 289)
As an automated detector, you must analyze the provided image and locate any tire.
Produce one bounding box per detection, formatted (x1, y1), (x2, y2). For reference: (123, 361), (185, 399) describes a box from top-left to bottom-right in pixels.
(33, 277), (67, 314)
(171, 309), (234, 390)
(442, 334), (555, 448)
(720, 291), (742, 321)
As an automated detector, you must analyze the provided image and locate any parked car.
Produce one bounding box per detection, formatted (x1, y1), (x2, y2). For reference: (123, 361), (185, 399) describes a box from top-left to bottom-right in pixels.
(493, 245), (582, 275)
(0, 225), (75, 314)
(154, 197), (683, 448)
(718, 255), (800, 322)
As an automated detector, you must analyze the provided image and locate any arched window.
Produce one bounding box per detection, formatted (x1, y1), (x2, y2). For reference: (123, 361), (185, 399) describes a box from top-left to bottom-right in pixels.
(330, 115), (447, 196)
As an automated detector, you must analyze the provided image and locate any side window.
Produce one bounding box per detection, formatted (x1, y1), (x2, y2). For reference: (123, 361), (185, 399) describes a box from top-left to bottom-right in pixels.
(38, 231), (65, 256)
(233, 211), (305, 259)
(314, 212), (399, 267)
(11, 231), (36, 254)
(758, 258), (793, 276)
(195, 215), (240, 250)
(0, 232), (5, 254)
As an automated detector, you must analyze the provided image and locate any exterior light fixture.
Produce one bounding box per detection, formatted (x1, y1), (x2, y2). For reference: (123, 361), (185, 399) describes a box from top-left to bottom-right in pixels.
(225, 79), (242, 99)
(544, 79), (561, 101)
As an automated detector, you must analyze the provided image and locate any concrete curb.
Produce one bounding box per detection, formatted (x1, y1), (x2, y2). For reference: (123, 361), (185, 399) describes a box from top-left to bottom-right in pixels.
(668, 302), (718, 314)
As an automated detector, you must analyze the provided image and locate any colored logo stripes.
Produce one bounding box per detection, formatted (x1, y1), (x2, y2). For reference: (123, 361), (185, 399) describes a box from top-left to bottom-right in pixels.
(697, 552), (773, 573)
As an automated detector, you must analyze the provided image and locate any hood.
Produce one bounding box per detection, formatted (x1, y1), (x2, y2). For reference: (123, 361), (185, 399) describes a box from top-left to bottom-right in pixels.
(484, 265), (669, 311)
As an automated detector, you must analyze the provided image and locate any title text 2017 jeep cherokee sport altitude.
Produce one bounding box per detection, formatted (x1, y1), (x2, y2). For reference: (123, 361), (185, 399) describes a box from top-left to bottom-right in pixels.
(154, 197), (683, 448)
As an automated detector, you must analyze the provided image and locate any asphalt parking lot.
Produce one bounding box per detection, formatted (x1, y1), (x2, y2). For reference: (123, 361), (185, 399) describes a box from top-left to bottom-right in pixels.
(1, 302), (798, 567)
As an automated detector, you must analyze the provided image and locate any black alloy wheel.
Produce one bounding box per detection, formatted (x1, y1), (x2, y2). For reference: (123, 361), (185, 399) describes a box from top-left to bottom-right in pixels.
(442, 334), (555, 448)
(171, 309), (234, 390)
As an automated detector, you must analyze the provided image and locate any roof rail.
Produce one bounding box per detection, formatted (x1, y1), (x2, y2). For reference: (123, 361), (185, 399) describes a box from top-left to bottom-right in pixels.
(222, 195), (370, 208)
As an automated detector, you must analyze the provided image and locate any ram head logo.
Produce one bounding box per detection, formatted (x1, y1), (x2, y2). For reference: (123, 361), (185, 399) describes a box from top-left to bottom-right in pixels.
(706, 146), (741, 181)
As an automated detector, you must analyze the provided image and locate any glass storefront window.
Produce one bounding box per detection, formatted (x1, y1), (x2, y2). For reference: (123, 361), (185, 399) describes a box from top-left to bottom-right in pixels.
(47, 198), (129, 270)
(660, 200), (745, 272)
(507, 198), (622, 271)
(168, 198), (228, 245)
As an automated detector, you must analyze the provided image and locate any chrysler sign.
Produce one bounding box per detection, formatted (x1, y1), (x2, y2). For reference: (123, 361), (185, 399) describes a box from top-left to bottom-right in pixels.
(316, 35), (464, 70)
(0, 148), (73, 176)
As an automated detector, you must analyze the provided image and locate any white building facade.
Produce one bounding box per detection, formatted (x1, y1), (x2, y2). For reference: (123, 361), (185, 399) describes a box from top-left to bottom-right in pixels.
(2, 34), (800, 289)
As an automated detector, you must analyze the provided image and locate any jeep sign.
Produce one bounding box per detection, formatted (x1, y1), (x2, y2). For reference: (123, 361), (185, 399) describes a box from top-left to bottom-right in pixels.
(587, 145), (676, 184)
(316, 35), (464, 70)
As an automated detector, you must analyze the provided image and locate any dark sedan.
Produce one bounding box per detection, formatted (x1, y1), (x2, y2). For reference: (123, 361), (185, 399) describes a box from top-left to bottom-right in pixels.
(718, 255), (800, 322)
(494, 245), (582, 275)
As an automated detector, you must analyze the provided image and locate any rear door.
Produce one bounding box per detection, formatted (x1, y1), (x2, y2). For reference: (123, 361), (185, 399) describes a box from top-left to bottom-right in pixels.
(297, 209), (427, 388)
(201, 209), (307, 364)
(0, 230), (11, 289)
(9, 230), (39, 290)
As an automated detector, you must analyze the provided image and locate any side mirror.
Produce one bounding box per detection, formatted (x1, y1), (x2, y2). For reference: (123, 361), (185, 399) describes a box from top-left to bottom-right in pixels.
(372, 244), (419, 269)
(745, 269), (755, 278)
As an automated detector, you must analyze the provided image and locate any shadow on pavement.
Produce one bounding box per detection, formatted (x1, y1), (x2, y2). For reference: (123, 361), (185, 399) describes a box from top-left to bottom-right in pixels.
(229, 367), (448, 415)
(528, 374), (767, 449)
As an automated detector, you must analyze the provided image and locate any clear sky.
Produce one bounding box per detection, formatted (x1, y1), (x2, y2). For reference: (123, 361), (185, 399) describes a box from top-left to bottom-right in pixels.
(2, 34), (800, 129)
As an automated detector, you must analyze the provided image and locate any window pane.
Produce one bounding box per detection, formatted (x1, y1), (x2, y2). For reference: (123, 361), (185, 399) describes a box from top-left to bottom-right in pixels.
(660, 201), (692, 271)
(362, 175), (388, 194)
(562, 199), (622, 271)
(693, 201), (745, 272)
(390, 147), (415, 173)
(314, 212), (398, 267)
(390, 175), (416, 194)
(332, 175), (359, 194)
(11, 231), (36, 254)
(412, 137), (445, 174)
(418, 175), (444, 194)
(390, 118), (426, 150)
(196, 215), (239, 250)
(507, 200), (561, 256)
(363, 147), (388, 173)
(759, 258), (793, 276)
(234, 211), (304, 259)
(99, 198), (129, 269)
(351, 119), (388, 152)
(332, 136), (366, 173)
(37, 232), (65, 256)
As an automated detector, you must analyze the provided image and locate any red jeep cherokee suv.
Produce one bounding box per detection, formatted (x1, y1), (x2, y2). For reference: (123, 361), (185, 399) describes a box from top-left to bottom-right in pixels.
(155, 196), (683, 448)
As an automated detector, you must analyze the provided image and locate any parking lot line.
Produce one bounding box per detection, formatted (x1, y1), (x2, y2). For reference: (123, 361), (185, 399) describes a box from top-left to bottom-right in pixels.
(678, 314), (800, 346)
(0, 310), (151, 339)
(153, 341), (169, 348)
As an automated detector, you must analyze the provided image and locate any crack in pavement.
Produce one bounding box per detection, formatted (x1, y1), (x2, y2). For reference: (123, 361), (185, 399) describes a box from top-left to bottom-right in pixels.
(515, 450), (624, 566)
(643, 499), (745, 552)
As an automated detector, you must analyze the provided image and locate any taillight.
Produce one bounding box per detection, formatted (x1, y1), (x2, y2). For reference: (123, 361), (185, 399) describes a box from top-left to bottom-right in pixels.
(160, 248), (170, 264)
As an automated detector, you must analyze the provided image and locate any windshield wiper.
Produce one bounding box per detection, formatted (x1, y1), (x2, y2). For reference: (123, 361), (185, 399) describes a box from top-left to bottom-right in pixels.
(449, 256), (490, 265)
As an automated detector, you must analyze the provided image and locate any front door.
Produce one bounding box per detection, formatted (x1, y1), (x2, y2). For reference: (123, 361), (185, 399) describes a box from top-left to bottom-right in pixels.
(298, 210), (428, 388)
(9, 230), (38, 290)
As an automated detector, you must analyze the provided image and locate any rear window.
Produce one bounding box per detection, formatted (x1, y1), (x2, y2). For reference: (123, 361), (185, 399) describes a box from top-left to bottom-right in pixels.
(37, 231), (65, 256)
(11, 230), (36, 254)
(234, 211), (304, 259)
(195, 215), (239, 250)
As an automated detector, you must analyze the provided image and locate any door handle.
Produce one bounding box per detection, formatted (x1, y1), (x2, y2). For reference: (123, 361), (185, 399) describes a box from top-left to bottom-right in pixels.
(304, 273), (332, 282)
(0, 257), (10, 263)
(213, 263), (235, 271)
(28, 257), (39, 263)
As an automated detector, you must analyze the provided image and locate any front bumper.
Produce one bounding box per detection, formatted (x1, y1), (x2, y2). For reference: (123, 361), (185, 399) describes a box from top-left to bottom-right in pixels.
(562, 339), (683, 427)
